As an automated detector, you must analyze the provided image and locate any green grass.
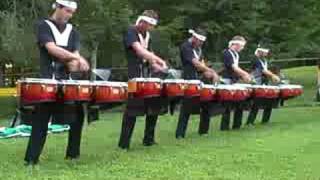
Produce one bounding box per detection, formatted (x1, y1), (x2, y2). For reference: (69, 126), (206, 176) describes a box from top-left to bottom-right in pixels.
(0, 96), (16, 119)
(0, 107), (320, 179)
(283, 66), (318, 107)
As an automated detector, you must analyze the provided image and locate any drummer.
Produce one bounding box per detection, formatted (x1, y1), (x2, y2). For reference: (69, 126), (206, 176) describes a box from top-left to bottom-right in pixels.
(220, 35), (252, 130)
(175, 28), (219, 139)
(118, 10), (168, 150)
(24, 0), (90, 165)
(246, 47), (280, 125)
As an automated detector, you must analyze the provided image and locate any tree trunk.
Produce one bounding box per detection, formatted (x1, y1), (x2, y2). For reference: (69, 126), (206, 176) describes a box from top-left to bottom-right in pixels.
(0, 65), (4, 87)
(90, 42), (99, 81)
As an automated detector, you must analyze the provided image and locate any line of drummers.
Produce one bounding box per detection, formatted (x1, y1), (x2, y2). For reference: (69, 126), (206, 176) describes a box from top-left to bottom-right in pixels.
(20, 5), (304, 166)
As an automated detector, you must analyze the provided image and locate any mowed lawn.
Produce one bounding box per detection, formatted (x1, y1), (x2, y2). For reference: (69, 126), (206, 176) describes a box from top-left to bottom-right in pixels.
(0, 66), (319, 179)
(0, 107), (320, 180)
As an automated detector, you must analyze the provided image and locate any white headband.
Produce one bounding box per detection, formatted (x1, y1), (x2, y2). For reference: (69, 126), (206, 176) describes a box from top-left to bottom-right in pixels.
(135, 16), (158, 26)
(228, 40), (246, 48)
(255, 48), (269, 55)
(189, 29), (207, 41)
(53, 0), (78, 10)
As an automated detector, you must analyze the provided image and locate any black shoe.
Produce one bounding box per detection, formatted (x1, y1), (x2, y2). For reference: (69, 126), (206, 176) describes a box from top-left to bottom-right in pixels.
(65, 155), (80, 160)
(143, 141), (157, 146)
(118, 144), (130, 150)
(24, 160), (38, 166)
(176, 135), (185, 139)
(199, 133), (209, 137)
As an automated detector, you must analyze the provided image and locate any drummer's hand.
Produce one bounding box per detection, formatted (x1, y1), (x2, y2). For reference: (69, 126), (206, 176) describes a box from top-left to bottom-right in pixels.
(67, 59), (80, 72)
(242, 74), (252, 83)
(272, 75), (281, 83)
(79, 57), (90, 72)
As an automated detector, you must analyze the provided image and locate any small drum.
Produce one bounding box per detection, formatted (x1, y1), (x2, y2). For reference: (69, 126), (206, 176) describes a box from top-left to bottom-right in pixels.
(216, 84), (248, 101)
(251, 85), (280, 99)
(163, 79), (185, 97)
(279, 84), (303, 98)
(234, 83), (253, 96)
(92, 81), (128, 103)
(61, 80), (92, 102)
(18, 78), (58, 105)
(128, 78), (162, 98)
(184, 80), (202, 98)
(200, 84), (217, 102)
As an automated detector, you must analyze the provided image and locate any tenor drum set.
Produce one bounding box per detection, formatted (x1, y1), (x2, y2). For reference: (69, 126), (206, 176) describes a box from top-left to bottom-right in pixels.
(16, 78), (303, 113)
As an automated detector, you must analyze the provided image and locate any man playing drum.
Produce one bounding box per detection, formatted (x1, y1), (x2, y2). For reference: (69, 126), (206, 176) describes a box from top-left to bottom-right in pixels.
(175, 28), (219, 139)
(220, 36), (251, 130)
(24, 0), (90, 165)
(118, 10), (168, 150)
(246, 47), (281, 125)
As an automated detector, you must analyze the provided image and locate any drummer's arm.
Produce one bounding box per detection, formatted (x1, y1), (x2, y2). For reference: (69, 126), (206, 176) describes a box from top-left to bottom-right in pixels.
(132, 42), (167, 67)
(262, 69), (280, 82)
(232, 65), (251, 82)
(192, 59), (218, 75)
(45, 42), (79, 63)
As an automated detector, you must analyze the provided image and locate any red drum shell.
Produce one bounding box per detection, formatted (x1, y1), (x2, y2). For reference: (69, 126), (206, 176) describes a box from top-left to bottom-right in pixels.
(62, 81), (92, 102)
(200, 85), (217, 102)
(163, 83), (185, 97)
(128, 78), (162, 98)
(19, 79), (58, 105)
(93, 82), (128, 103)
(185, 84), (201, 97)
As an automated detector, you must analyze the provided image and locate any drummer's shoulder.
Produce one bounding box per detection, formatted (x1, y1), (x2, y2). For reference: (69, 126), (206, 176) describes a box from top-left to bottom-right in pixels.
(180, 40), (192, 50)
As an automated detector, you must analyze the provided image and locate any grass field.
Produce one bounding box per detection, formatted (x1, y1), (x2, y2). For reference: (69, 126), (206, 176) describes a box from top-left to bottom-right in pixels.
(0, 107), (320, 179)
(0, 66), (319, 179)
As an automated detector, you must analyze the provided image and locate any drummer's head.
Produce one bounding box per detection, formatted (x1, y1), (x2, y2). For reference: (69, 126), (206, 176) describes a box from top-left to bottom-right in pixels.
(135, 10), (159, 32)
(51, 0), (78, 24)
(254, 47), (270, 58)
(228, 36), (246, 52)
(190, 28), (207, 48)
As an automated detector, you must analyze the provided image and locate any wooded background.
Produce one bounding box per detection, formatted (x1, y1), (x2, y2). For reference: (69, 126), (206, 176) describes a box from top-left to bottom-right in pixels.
(1, 0), (320, 84)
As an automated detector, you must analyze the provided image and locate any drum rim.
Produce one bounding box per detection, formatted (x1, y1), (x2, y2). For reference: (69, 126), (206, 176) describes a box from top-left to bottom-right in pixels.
(279, 84), (303, 89)
(202, 84), (216, 89)
(251, 85), (280, 89)
(216, 84), (246, 90)
(184, 80), (202, 84)
(60, 80), (92, 85)
(93, 81), (128, 87)
(163, 79), (186, 83)
(129, 78), (162, 82)
(18, 78), (58, 84)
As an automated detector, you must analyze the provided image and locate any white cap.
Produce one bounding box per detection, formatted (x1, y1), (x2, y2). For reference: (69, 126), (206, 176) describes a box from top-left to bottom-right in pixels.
(53, 0), (77, 10)
(135, 16), (158, 26)
(188, 29), (207, 41)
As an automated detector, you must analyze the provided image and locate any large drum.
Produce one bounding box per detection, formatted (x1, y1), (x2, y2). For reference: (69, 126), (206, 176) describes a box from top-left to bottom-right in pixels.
(128, 78), (162, 98)
(162, 79), (185, 97)
(251, 85), (280, 99)
(279, 84), (303, 99)
(184, 80), (202, 98)
(61, 80), (92, 103)
(92, 81), (128, 103)
(216, 84), (248, 101)
(200, 84), (217, 102)
(18, 78), (58, 105)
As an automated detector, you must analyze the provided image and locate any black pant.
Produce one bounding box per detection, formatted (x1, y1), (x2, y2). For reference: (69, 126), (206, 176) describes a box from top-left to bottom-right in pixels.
(247, 106), (273, 125)
(118, 110), (158, 149)
(220, 105), (243, 130)
(24, 103), (84, 164)
(175, 102), (210, 138)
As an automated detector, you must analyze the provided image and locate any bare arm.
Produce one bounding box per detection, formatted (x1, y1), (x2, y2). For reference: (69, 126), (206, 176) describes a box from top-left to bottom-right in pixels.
(45, 42), (79, 63)
(232, 65), (251, 82)
(131, 42), (166, 67)
(263, 69), (280, 82)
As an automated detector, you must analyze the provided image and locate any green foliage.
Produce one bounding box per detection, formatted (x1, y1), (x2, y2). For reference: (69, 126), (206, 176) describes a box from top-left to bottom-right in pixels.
(1, 0), (320, 69)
